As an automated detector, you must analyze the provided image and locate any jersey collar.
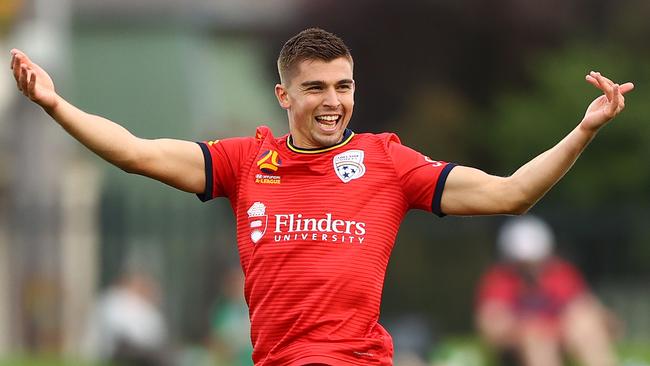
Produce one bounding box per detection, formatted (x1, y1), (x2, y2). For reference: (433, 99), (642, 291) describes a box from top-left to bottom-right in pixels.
(286, 129), (354, 154)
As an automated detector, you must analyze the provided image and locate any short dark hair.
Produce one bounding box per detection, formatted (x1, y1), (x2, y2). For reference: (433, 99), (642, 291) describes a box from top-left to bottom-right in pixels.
(277, 28), (353, 84)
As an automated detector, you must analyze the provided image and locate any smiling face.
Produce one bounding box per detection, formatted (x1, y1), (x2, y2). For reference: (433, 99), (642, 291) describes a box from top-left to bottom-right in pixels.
(275, 57), (355, 149)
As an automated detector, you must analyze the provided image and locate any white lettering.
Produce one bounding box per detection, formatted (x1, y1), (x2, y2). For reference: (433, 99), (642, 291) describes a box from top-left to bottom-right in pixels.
(332, 219), (345, 233)
(303, 218), (317, 232)
(355, 222), (366, 236)
(270, 212), (367, 244)
(275, 214), (289, 232)
(317, 214), (333, 231)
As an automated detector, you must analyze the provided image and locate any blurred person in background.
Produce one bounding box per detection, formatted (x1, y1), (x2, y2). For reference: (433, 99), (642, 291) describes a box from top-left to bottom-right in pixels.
(209, 266), (253, 366)
(82, 264), (170, 366)
(475, 215), (619, 366)
(9, 27), (633, 365)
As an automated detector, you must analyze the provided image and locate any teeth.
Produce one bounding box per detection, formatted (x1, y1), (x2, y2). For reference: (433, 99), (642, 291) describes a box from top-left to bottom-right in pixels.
(316, 115), (339, 122)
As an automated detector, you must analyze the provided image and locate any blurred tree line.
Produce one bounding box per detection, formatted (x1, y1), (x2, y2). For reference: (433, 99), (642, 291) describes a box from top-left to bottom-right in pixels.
(264, 0), (650, 335)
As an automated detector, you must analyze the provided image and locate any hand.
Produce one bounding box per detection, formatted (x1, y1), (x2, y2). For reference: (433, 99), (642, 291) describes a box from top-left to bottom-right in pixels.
(10, 49), (59, 111)
(581, 71), (634, 132)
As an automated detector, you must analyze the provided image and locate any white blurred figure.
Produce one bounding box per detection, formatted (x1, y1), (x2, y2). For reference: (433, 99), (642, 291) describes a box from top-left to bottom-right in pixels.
(83, 267), (169, 366)
(475, 215), (619, 366)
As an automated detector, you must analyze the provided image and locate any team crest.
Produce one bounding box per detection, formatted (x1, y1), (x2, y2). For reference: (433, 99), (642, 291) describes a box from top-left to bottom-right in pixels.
(247, 202), (268, 244)
(333, 150), (366, 183)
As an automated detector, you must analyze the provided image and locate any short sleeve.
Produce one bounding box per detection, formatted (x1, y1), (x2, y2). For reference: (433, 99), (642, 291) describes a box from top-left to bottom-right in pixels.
(387, 135), (456, 216)
(196, 136), (256, 202)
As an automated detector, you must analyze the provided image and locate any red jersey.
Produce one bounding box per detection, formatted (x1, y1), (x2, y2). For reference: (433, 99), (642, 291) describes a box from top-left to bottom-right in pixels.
(476, 257), (587, 320)
(198, 126), (455, 365)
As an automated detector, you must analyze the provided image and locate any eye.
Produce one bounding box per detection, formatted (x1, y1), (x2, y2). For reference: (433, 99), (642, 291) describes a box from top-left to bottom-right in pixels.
(337, 84), (352, 91)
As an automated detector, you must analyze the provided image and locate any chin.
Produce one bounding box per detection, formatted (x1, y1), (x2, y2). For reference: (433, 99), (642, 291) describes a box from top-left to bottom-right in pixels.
(315, 132), (343, 147)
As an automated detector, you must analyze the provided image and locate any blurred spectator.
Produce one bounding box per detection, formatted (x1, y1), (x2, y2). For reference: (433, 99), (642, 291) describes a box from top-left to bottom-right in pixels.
(209, 266), (253, 366)
(475, 215), (619, 366)
(82, 265), (170, 366)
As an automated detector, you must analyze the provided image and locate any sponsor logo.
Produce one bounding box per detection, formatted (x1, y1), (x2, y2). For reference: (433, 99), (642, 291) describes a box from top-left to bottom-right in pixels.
(255, 174), (281, 185)
(247, 202), (268, 244)
(246, 202), (367, 245)
(207, 140), (219, 146)
(333, 150), (366, 183)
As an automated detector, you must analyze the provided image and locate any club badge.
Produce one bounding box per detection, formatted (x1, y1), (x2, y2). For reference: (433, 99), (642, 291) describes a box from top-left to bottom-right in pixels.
(333, 150), (366, 183)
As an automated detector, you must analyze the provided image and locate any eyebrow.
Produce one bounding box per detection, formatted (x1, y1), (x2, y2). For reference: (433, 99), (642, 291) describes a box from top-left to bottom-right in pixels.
(300, 79), (354, 88)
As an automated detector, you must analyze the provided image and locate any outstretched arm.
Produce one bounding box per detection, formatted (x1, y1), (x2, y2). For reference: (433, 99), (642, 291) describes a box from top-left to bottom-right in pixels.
(441, 72), (634, 216)
(10, 49), (205, 194)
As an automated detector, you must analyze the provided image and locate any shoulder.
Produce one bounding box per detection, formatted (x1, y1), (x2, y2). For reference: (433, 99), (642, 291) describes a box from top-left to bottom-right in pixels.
(207, 125), (278, 149)
(354, 131), (403, 146)
(544, 257), (582, 277)
(481, 263), (518, 282)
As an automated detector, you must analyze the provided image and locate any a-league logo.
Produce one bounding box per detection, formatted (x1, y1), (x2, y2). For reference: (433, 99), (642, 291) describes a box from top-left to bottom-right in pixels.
(247, 202), (268, 244)
(333, 150), (366, 183)
(257, 150), (282, 174)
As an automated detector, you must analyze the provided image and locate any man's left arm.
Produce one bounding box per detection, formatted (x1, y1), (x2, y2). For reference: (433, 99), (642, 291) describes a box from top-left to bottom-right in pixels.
(441, 72), (634, 216)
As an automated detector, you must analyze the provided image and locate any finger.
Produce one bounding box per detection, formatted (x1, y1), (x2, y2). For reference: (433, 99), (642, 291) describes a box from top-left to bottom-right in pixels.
(19, 65), (29, 95)
(595, 73), (614, 102)
(589, 71), (603, 87)
(619, 82), (634, 95)
(28, 71), (37, 97)
(12, 54), (22, 81)
(597, 73), (616, 86)
(585, 75), (600, 89)
(606, 84), (620, 116)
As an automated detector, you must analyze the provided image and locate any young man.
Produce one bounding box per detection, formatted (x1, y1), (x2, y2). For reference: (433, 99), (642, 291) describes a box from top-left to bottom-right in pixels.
(10, 28), (632, 365)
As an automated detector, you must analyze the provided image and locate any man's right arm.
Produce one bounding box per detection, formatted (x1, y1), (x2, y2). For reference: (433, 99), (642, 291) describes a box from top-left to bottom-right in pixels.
(11, 49), (206, 194)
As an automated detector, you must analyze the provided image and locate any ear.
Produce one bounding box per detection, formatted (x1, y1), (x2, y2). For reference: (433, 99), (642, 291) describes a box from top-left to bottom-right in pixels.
(275, 84), (290, 110)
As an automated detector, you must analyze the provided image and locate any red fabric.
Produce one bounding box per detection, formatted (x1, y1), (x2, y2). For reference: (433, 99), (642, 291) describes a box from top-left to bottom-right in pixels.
(476, 257), (587, 320)
(200, 126), (453, 365)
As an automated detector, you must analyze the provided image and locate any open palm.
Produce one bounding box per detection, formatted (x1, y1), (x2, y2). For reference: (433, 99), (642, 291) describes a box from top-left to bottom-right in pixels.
(581, 71), (634, 132)
(10, 49), (58, 110)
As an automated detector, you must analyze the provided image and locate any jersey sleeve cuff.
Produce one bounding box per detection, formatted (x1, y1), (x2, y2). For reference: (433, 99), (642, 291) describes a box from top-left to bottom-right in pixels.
(432, 163), (456, 217)
(196, 142), (214, 202)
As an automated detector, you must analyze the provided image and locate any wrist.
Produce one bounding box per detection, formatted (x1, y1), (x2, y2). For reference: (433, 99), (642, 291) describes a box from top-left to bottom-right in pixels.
(578, 118), (602, 136)
(42, 94), (62, 116)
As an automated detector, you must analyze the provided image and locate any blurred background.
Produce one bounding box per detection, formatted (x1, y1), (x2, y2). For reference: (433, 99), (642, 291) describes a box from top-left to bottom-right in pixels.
(0, 0), (649, 365)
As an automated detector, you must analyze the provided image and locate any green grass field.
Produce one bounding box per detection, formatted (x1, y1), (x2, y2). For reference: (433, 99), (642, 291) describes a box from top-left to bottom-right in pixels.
(430, 337), (650, 366)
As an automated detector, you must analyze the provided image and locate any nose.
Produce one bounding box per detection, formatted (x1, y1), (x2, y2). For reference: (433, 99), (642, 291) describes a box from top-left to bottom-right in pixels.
(323, 87), (341, 108)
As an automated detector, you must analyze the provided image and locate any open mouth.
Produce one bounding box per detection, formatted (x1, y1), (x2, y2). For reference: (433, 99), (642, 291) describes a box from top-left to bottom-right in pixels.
(315, 114), (342, 132)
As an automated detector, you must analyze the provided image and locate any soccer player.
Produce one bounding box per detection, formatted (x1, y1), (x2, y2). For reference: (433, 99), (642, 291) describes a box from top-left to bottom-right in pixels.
(10, 28), (633, 365)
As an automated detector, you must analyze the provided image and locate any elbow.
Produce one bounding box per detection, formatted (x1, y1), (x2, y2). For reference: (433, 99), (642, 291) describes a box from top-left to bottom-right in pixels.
(510, 202), (533, 215)
(501, 183), (536, 215)
(498, 199), (532, 216)
(116, 155), (147, 175)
